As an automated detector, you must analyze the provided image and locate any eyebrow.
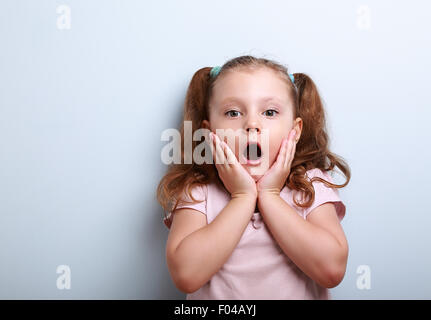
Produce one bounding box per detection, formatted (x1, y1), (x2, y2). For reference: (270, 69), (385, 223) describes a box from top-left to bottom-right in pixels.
(220, 96), (285, 105)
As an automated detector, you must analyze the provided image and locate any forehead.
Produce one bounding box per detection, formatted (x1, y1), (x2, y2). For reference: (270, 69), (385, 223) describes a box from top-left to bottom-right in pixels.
(211, 67), (290, 105)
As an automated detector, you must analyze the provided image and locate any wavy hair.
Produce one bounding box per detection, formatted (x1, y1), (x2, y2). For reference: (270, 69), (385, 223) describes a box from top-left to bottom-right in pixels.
(157, 55), (351, 224)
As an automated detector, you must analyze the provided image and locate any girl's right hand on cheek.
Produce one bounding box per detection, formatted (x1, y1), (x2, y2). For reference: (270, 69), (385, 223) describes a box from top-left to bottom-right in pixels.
(209, 132), (257, 200)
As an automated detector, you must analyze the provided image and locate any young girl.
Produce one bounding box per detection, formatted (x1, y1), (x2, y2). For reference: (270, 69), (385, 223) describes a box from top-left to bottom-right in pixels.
(157, 55), (351, 300)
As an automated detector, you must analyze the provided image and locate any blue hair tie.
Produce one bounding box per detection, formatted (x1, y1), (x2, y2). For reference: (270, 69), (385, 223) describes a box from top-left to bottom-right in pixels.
(210, 66), (221, 78)
(289, 73), (295, 84)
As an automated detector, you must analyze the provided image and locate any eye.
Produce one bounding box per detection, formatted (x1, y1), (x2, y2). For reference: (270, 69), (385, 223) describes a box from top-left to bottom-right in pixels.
(263, 109), (278, 117)
(225, 110), (241, 117)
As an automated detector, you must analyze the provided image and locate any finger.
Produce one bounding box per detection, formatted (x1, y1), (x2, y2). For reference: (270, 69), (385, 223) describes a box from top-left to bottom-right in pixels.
(214, 134), (227, 165)
(291, 137), (297, 157)
(277, 138), (289, 168)
(284, 134), (296, 168)
(220, 140), (229, 169)
(222, 140), (237, 166)
(289, 139), (297, 165)
(209, 133), (217, 166)
(210, 132), (223, 168)
(271, 138), (285, 172)
(284, 141), (292, 168)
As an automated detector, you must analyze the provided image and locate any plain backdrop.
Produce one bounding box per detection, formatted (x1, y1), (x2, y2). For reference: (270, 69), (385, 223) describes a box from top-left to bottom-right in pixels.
(1, 0), (430, 299)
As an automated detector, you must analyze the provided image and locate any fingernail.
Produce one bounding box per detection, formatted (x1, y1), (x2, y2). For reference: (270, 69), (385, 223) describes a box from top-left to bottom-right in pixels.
(290, 130), (296, 139)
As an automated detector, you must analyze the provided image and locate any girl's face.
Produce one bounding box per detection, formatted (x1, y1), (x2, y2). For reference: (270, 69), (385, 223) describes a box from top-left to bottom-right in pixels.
(202, 67), (302, 181)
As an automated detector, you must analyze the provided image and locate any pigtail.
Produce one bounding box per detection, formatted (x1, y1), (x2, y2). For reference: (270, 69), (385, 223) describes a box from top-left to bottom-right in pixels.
(157, 67), (216, 218)
(183, 67), (212, 127)
(293, 73), (327, 158)
(287, 73), (351, 208)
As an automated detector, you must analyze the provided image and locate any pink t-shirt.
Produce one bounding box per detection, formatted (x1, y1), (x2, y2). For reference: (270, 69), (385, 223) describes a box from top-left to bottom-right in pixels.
(164, 168), (346, 300)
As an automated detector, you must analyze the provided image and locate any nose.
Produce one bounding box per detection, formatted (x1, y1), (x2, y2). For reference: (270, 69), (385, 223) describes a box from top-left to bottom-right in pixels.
(246, 127), (260, 133)
(245, 116), (261, 134)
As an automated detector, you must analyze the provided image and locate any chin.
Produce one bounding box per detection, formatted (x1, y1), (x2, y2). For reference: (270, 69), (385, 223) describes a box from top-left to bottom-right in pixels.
(242, 164), (266, 181)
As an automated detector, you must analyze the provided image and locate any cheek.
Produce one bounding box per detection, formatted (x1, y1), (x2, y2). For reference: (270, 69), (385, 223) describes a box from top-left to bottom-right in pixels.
(266, 127), (285, 152)
(268, 139), (283, 162)
(269, 142), (278, 160)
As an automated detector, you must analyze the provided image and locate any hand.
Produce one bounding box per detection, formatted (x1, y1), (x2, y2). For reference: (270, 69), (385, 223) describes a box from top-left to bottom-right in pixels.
(209, 132), (257, 199)
(256, 129), (297, 197)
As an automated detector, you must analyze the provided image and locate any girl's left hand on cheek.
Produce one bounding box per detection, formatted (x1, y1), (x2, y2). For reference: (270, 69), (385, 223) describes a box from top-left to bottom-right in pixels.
(256, 129), (297, 196)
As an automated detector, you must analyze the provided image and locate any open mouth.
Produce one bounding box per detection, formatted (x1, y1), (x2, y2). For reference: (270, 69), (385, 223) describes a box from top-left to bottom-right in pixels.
(243, 142), (262, 161)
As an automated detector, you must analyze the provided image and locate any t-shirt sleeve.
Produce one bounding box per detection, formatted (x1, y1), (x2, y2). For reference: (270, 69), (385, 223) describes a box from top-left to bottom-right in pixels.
(302, 169), (346, 222)
(163, 184), (207, 229)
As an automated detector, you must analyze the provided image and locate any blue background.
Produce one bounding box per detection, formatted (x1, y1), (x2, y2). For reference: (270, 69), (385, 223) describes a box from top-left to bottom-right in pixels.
(0, 0), (430, 299)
